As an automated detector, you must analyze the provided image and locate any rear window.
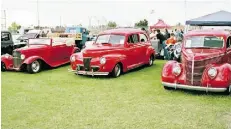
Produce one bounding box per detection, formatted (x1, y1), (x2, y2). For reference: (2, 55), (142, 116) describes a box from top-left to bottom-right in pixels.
(185, 36), (224, 48)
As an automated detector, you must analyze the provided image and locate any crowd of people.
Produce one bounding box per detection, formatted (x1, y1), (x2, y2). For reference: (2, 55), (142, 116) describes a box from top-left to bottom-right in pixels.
(142, 28), (184, 60)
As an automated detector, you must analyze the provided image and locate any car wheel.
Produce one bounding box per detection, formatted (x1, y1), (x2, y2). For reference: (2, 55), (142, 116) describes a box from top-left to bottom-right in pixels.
(1, 62), (6, 72)
(111, 63), (122, 78)
(27, 60), (41, 73)
(148, 55), (154, 66)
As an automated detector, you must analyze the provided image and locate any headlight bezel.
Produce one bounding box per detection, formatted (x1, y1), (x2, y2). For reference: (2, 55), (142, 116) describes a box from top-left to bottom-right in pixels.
(100, 57), (106, 64)
(207, 67), (217, 79)
(21, 54), (25, 60)
(70, 55), (76, 62)
(172, 64), (182, 76)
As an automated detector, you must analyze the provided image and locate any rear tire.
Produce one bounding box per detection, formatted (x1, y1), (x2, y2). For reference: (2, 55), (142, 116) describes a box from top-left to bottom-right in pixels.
(27, 60), (41, 74)
(111, 63), (122, 78)
(1, 62), (6, 72)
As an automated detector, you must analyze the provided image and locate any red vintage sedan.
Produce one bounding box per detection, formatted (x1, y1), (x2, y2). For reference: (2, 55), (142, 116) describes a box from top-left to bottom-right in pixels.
(69, 28), (155, 77)
(1, 38), (79, 73)
(161, 30), (231, 94)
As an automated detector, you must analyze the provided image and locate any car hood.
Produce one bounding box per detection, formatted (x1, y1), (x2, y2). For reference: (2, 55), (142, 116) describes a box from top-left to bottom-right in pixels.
(15, 44), (48, 52)
(182, 48), (224, 61)
(81, 44), (124, 57)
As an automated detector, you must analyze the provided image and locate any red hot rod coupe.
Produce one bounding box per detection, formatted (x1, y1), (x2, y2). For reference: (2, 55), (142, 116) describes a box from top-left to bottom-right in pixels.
(1, 38), (79, 73)
(161, 30), (231, 94)
(69, 28), (155, 77)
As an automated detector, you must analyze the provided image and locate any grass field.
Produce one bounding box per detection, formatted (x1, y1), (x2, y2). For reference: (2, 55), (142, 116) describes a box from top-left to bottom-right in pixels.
(2, 60), (231, 129)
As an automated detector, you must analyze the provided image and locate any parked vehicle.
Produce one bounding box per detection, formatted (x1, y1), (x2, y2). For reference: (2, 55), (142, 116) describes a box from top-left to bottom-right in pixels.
(69, 28), (155, 77)
(1, 31), (27, 55)
(1, 38), (79, 73)
(47, 27), (89, 50)
(172, 42), (182, 62)
(161, 30), (231, 94)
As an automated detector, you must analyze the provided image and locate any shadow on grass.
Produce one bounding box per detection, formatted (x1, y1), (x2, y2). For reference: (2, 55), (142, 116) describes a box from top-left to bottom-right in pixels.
(164, 88), (230, 97)
(75, 64), (158, 79)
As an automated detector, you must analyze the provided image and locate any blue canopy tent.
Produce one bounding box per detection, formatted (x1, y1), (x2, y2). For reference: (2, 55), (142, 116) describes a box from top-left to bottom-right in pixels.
(186, 10), (231, 26)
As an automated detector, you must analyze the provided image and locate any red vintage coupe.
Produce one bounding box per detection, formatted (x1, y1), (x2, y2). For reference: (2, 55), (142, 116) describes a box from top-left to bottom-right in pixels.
(1, 38), (79, 73)
(69, 28), (155, 77)
(161, 30), (231, 94)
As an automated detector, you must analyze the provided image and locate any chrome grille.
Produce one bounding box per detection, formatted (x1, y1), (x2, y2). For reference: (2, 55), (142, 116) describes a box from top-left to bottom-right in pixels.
(185, 60), (205, 86)
(83, 57), (92, 71)
(12, 51), (22, 68)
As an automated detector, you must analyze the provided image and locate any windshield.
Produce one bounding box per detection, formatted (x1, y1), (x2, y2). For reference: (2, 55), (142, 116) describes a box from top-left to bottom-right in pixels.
(18, 33), (38, 39)
(29, 39), (51, 45)
(185, 36), (224, 48)
(95, 34), (125, 44)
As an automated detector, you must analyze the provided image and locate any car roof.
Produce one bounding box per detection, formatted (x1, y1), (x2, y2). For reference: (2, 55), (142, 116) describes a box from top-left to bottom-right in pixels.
(100, 28), (145, 35)
(1, 30), (10, 33)
(186, 29), (230, 36)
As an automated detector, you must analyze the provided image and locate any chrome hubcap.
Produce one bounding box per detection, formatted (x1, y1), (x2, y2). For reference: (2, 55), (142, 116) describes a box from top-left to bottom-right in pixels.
(115, 65), (121, 77)
(31, 61), (40, 72)
(149, 57), (153, 65)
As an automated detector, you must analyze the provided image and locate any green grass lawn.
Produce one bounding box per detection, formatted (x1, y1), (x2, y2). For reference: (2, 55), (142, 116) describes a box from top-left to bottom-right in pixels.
(2, 60), (231, 129)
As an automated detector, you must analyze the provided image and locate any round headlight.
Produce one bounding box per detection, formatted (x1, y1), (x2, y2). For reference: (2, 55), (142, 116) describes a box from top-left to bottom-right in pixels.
(70, 55), (76, 62)
(208, 67), (217, 79)
(172, 64), (181, 76)
(21, 54), (25, 60)
(100, 57), (106, 64)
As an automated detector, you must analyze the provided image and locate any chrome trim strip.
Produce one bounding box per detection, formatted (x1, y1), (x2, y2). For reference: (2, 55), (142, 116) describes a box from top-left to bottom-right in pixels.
(77, 71), (109, 76)
(162, 82), (227, 92)
(191, 55), (194, 85)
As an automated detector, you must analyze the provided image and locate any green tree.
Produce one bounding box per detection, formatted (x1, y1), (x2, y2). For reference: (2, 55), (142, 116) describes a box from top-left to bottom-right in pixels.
(135, 19), (148, 27)
(8, 22), (21, 33)
(107, 21), (117, 28)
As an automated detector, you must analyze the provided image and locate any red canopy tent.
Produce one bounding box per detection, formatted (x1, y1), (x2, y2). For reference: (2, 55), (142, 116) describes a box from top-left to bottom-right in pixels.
(150, 19), (171, 29)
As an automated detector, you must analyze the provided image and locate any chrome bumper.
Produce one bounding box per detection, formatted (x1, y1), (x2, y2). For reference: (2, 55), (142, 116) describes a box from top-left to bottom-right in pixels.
(77, 70), (109, 76)
(68, 69), (109, 76)
(162, 82), (227, 92)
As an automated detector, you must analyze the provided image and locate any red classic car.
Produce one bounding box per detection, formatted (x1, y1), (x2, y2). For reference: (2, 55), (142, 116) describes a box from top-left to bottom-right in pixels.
(161, 30), (231, 94)
(1, 38), (79, 73)
(69, 28), (155, 77)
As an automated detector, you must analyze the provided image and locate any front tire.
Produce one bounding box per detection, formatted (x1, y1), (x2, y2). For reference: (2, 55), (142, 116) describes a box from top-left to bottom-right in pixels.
(1, 62), (6, 72)
(111, 63), (122, 78)
(27, 60), (41, 73)
(224, 85), (231, 95)
(148, 55), (154, 66)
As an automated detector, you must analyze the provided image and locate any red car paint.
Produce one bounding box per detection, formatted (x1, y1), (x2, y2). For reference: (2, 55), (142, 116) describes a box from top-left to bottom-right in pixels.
(70, 28), (155, 76)
(1, 38), (78, 72)
(161, 30), (231, 93)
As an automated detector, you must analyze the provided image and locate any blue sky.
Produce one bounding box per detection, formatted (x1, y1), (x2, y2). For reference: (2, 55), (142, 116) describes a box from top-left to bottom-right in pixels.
(1, 0), (231, 27)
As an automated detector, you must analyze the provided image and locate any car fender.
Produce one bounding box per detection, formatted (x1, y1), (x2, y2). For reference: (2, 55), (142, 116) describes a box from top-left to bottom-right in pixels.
(72, 47), (80, 54)
(162, 60), (182, 83)
(201, 63), (231, 87)
(103, 54), (127, 72)
(1, 54), (13, 69)
(146, 46), (155, 58)
(22, 56), (47, 65)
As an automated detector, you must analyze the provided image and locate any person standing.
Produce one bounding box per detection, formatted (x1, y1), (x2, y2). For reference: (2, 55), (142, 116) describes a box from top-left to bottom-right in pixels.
(156, 29), (168, 60)
(164, 29), (170, 39)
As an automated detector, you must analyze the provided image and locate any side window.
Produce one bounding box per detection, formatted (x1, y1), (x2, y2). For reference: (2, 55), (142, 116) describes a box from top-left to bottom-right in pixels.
(227, 37), (231, 49)
(1, 32), (10, 42)
(139, 33), (148, 42)
(127, 34), (139, 44)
